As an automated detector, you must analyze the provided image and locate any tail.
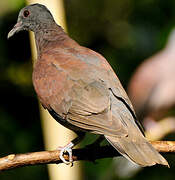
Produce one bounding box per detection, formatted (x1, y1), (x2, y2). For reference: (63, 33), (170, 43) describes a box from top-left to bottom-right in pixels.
(105, 135), (169, 167)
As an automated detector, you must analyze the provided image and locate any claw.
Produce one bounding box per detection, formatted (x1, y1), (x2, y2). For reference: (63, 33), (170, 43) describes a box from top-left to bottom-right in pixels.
(58, 142), (74, 166)
(56, 133), (85, 166)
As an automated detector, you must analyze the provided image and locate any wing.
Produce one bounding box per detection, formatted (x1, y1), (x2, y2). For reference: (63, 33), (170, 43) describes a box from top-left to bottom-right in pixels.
(66, 80), (128, 137)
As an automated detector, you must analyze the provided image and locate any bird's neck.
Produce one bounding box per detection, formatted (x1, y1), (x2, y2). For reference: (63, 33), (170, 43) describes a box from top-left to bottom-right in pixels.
(34, 24), (71, 58)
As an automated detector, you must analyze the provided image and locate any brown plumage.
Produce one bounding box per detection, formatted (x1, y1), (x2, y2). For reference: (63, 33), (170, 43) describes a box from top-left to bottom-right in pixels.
(8, 4), (168, 167)
(128, 29), (175, 121)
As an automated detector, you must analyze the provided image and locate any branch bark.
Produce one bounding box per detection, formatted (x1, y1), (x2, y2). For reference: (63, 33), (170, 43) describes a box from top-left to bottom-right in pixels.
(0, 141), (174, 171)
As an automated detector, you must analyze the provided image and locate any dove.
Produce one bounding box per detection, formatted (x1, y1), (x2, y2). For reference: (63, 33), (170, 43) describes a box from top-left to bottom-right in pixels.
(8, 3), (168, 167)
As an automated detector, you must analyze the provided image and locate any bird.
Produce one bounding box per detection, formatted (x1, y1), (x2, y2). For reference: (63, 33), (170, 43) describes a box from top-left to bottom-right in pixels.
(128, 29), (175, 123)
(8, 3), (168, 167)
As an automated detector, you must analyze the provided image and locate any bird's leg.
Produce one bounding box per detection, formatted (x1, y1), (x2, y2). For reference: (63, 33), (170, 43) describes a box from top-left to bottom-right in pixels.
(58, 132), (85, 166)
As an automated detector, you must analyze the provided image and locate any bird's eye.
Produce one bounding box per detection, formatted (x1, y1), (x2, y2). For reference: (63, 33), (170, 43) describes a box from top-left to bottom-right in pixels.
(23, 10), (30, 18)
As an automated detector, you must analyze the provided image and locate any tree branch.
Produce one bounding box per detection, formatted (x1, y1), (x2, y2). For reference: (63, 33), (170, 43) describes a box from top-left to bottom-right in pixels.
(0, 141), (175, 171)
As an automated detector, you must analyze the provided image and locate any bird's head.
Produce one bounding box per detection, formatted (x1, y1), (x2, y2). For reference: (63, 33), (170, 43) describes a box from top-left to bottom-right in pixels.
(8, 3), (55, 38)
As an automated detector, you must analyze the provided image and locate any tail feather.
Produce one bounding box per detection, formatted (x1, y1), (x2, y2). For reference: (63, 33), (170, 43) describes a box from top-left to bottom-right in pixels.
(105, 135), (169, 167)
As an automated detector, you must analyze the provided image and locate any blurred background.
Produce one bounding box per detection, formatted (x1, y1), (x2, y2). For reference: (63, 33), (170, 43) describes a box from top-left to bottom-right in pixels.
(1, 0), (175, 179)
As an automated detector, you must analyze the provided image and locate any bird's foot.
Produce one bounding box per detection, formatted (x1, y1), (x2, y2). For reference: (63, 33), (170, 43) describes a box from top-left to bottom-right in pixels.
(57, 142), (74, 166)
(57, 133), (85, 166)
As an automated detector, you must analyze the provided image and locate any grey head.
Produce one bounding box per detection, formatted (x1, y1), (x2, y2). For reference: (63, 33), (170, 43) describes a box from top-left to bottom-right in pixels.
(8, 4), (56, 38)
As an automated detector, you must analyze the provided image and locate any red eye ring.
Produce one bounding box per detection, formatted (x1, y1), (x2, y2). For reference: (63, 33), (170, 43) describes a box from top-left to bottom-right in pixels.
(23, 10), (30, 18)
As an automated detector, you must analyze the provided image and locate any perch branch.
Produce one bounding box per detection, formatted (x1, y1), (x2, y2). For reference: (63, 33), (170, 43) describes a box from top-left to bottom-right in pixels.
(0, 140), (175, 171)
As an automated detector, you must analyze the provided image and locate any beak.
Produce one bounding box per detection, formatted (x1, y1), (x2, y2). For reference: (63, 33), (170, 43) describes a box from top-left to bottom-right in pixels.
(7, 21), (23, 39)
